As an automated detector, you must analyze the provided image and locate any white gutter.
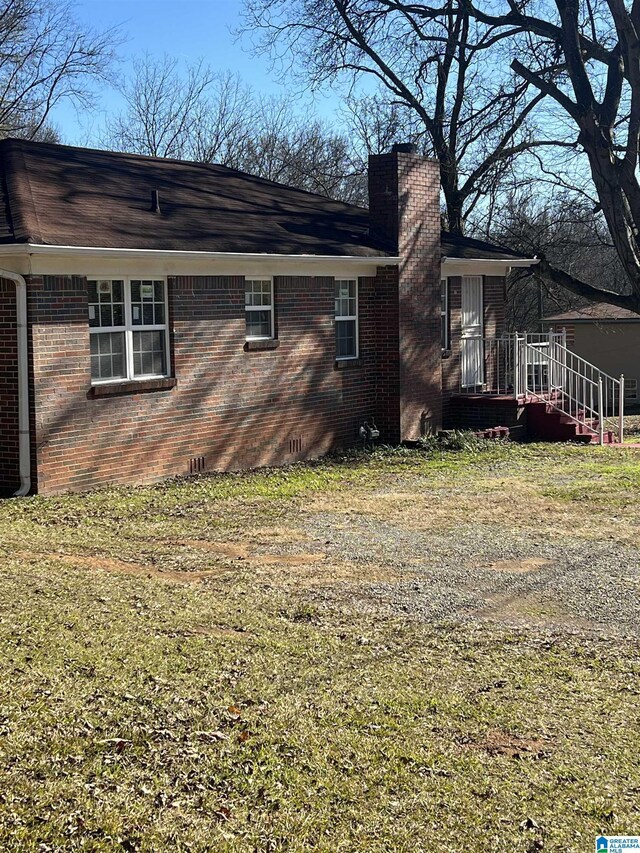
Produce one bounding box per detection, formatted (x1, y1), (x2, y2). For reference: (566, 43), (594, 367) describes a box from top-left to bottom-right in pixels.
(0, 244), (538, 270)
(441, 257), (539, 267)
(0, 268), (30, 496)
(0, 243), (401, 266)
(441, 256), (539, 278)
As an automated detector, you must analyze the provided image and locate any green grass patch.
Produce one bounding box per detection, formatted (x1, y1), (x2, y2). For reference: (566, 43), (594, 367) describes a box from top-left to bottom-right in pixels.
(0, 442), (639, 850)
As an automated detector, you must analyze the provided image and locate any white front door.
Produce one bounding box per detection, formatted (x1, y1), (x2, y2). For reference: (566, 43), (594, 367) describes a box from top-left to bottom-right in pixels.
(461, 276), (484, 388)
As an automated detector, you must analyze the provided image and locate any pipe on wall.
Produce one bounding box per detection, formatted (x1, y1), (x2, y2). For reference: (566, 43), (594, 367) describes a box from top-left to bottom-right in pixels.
(0, 268), (30, 496)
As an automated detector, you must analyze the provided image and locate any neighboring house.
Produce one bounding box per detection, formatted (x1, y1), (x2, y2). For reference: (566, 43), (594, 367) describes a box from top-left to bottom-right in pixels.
(545, 304), (639, 409)
(0, 138), (536, 495)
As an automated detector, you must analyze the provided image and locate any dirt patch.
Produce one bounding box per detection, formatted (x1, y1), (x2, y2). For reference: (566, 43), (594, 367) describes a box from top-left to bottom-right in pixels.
(246, 557), (403, 591)
(16, 551), (225, 584)
(484, 557), (551, 574)
(461, 729), (554, 760)
(480, 590), (561, 622)
(246, 526), (311, 544)
(16, 543), (332, 588)
(174, 540), (250, 559)
(173, 540), (325, 566)
(478, 590), (595, 631)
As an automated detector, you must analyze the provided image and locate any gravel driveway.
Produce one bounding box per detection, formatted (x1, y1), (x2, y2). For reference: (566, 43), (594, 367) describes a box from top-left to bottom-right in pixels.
(283, 458), (640, 637)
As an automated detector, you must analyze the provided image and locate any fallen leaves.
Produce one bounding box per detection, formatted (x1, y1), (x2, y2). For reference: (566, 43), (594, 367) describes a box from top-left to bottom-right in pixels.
(194, 730), (228, 743)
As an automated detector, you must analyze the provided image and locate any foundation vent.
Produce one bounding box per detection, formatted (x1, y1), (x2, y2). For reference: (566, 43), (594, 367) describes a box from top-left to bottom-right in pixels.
(189, 456), (206, 475)
(289, 437), (303, 454)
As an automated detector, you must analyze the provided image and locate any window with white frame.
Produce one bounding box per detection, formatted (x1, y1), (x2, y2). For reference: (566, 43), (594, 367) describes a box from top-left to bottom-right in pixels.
(441, 278), (449, 350)
(335, 278), (358, 359)
(245, 278), (274, 339)
(88, 278), (169, 383)
(624, 378), (638, 401)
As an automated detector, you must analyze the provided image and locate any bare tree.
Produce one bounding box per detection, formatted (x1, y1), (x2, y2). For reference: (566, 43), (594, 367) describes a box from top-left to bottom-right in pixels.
(342, 94), (417, 158)
(243, 0), (640, 312)
(489, 191), (627, 329)
(104, 55), (365, 204)
(237, 96), (366, 202)
(0, 0), (117, 140)
(242, 0), (553, 234)
(451, 0), (640, 312)
(105, 55), (252, 161)
(388, 1), (639, 310)
(189, 71), (255, 166)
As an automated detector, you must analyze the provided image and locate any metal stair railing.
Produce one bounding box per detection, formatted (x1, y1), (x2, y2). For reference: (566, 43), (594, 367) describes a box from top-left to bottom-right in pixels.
(458, 332), (564, 395)
(518, 337), (624, 444)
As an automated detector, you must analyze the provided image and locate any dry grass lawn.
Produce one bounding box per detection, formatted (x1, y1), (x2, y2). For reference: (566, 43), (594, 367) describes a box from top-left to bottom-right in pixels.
(0, 441), (639, 851)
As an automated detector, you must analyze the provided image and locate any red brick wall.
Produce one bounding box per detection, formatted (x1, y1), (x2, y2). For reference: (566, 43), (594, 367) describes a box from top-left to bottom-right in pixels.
(28, 272), (404, 494)
(21, 150), (446, 494)
(370, 265), (400, 443)
(483, 275), (506, 337)
(369, 150), (442, 438)
(0, 278), (19, 491)
(21, 264), (507, 494)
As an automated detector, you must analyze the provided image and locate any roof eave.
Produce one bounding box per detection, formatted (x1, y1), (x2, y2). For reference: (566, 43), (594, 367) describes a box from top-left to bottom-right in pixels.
(544, 316), (640, 324)
(0, 242), (400, 278)
(442, 256), (539, 276)
(0, 243), (400, 264)
(442, 256), (538, 266)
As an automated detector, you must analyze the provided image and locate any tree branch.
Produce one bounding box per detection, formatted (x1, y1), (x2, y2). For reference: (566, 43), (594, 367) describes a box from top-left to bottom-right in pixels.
(535, 256), (640, 311)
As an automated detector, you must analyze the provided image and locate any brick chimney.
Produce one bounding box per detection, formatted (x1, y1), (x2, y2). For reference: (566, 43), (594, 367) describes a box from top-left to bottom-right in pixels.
(368, 144), (442, 439)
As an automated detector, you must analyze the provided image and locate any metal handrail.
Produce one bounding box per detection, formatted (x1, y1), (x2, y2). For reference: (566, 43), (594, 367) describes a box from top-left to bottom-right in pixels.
(455, 331), (625, 442)
(457, 332), (567, 397)
(521, 339), (623, 444)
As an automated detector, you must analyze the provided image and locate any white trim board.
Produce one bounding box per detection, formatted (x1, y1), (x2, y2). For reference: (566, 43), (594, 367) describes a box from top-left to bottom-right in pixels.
(441, 257), (538, 277)
(0, 242), (538, 279)
(0, 243), (400, 278)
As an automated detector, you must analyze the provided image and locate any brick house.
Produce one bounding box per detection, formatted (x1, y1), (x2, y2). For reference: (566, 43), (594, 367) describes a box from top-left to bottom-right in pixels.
(0, 138), (536, 496)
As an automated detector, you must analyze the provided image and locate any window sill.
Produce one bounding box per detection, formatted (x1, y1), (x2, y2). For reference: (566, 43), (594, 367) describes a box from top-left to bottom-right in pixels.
(90, 377), (176, 397)
(335, 357), (362, 370)
(244, 338), (280, 352)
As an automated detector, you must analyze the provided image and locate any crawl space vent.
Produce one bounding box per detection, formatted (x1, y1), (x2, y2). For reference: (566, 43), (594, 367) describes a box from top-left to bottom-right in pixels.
(189, 456), (206, 475)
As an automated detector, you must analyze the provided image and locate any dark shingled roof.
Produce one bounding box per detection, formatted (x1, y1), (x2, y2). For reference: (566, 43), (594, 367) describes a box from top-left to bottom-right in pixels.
(545, 304), (640, 323)
(0, 138), (529, 262)
(440, 231), (525, 261)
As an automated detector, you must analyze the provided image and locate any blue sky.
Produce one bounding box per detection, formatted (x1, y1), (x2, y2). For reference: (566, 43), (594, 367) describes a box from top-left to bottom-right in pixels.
(55, 0), (340, 145)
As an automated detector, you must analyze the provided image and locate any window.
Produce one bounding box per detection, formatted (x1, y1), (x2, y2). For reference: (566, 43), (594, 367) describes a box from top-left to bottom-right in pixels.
(88, 278), (169, 383)
(441, 278), (450, 350)
(245, 278), (274, 339)
(335, 279), (358, 359)
(624, 378), (638, 401)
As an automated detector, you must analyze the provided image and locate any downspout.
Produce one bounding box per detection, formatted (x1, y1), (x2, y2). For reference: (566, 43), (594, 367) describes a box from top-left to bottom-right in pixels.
(0, 269), (30, 496)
